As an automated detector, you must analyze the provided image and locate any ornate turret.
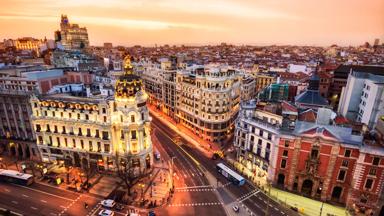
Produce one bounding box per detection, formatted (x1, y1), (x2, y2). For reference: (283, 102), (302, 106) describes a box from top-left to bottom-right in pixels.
(114, 55), (143, 99)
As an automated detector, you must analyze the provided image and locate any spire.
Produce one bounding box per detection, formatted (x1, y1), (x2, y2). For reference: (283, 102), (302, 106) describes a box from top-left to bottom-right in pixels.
(123, 55), (134, 75)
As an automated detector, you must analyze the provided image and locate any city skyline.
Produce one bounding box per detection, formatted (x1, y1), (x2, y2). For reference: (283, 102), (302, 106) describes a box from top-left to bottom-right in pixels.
(0, 0), (383, 46)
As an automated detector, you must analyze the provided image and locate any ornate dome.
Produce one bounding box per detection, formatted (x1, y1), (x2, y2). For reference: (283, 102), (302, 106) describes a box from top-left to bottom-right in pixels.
(115, 55), (143, 99)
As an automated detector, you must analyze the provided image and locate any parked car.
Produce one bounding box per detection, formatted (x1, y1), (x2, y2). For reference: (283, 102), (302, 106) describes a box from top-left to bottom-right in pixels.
(99, 209), (114, 216)
(232, 205), (239, 213)
(148, 210), (156, 216)
(101, 199), (116, 208)
(115, 203), (125, 211)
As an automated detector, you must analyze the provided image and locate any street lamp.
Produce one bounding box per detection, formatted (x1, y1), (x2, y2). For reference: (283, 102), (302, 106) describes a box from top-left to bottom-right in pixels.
(170, 156), (175, 190)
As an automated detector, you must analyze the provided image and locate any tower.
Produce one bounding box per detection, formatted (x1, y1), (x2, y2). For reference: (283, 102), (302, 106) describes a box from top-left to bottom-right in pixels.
(111, 55), (153, 174)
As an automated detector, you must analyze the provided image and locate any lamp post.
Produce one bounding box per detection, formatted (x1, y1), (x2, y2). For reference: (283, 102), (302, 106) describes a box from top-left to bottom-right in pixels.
(170, 156), (175, 190)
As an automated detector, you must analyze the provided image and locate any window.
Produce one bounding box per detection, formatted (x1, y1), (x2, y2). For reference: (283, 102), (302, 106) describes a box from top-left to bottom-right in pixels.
(52, 111), (55, 117)
(77, 113), (80, 119)
(337, 170), (346, 181)
(259, 130), (263, 137)
(102, 108), (106, 114)
(281, 159), (287, 168)
(267, 143), (271, 149)
(103, 116), (107, 122)
(102, 131), (109, 140)
(283, 150), (288, 157)
(72, 139), (76, 148)
(56, 137), (60, 147)
(311, 149), (319, 159)
(131, 115), (135, 122)
(131, 131), (137, 139)
(267, 133), (272, 140)
(46, 125), (51, 132)
(64, 138), (68, 147)
(85, 114), (89, 120)
(104, 144), (110, 152)
(62, 126), (66, 134)
(368, 168), (376, 176)
(365, 179), (373, 190)
(141, 112), (145, 121)
(87, 129), (91, 137)
(89, 141), (93, 151)
(344, 149), (351, 157)
(284, 140), (289, 147)
(36, 124), (41, 132)
(341, 160), (349, 167)
(97, 142), (101, 152)
(60, 112), (63, 117)
(80, 140), (84, 149)
(373, 157), (380, 166)
(54, 125), (58, 133)
(69, 113), (72, 119)
(78, 128), (83, 136)
(95, 129), (99, 138)
(250, 136), (254, 142)
(258, 139), (262, 145)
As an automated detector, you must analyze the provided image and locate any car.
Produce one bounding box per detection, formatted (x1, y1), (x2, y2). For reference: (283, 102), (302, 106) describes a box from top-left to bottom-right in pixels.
(148, 210), (156, 216)
(115, 203), (125, 211)
(232, 205), (239, 213)
(154, 151), (161, 160)
(101, 199), (116, 208)
(99, 209), (114, 216)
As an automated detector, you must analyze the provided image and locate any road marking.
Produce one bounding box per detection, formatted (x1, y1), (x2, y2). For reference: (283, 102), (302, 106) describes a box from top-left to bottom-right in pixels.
(4, 189), (10, 192)
(176, 185), (212, 190)
(41, 200), (47, 203)
(22, 194), (29, 198)
(50, 213), (57, 216)
(11, 201), (18, 204)
(31, 206), (38, 210)
(12, 184), (75, 202)
(60, 205), (67, 209)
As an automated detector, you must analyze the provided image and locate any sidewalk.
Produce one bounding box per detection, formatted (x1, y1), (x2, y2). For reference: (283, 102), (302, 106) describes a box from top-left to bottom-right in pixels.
(148, 105), (218, 156)
(226, 157), (349, 216)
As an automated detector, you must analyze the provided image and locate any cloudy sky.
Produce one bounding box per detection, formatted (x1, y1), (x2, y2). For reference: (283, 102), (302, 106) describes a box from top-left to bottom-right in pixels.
(0, 0), (383, 46)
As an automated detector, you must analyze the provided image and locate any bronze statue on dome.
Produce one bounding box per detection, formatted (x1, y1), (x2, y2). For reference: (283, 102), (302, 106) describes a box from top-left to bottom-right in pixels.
(123, 55), (133, 74)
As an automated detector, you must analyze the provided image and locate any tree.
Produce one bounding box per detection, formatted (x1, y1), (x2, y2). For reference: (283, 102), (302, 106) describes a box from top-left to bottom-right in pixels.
(115, 153), (149, 202)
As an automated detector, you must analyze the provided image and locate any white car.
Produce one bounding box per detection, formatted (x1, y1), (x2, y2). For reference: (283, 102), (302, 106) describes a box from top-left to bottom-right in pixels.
(99, 209), (114, 216)
(101, 199), (116, 208)
(232, 205), (239, 213)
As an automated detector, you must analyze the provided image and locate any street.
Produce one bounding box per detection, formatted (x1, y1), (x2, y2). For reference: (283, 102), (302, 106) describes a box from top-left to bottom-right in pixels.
(0, 113), (295, 216)
(150, 113), (296, 216)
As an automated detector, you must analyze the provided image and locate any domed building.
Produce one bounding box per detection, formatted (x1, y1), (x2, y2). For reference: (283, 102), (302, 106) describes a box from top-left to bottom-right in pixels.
(111, 55), (153, 174)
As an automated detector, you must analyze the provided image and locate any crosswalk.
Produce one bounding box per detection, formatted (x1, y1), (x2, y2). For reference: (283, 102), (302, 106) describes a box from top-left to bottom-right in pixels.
(236, 189), (259, 202)
(168, 202), (223, 207)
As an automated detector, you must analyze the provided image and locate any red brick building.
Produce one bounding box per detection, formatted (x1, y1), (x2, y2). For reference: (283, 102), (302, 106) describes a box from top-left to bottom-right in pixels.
(274, 121), (384, 214)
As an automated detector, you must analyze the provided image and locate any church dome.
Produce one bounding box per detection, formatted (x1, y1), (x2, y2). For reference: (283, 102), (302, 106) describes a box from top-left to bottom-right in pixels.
(115, 55), (143, 99)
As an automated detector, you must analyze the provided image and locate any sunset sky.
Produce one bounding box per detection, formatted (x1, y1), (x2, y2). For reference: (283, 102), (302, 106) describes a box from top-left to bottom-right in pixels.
(0, 0), (383, 46)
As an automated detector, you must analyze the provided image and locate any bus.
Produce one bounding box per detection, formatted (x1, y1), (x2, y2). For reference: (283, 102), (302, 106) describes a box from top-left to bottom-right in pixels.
(0, 169), (34, 186)
(216, 163), (245, 186)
